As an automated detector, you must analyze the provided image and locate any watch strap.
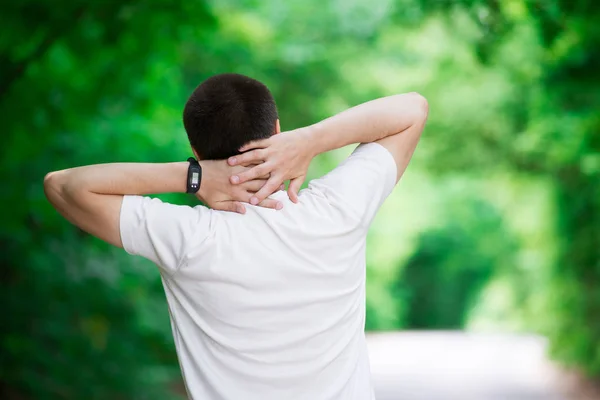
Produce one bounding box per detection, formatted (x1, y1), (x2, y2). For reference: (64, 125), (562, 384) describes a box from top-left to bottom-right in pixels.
(186, 157), (202, 194)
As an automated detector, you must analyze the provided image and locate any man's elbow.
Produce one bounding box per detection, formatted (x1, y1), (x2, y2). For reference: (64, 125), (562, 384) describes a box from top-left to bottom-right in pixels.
(408, 92), (429, 121)
(44, 171), (61, 201)
(44, 170), (74, 203)
(44, 170), (58, 191)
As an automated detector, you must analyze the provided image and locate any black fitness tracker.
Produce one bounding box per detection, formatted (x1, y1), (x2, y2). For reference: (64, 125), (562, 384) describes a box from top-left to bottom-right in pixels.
(186, 157), (202, 194)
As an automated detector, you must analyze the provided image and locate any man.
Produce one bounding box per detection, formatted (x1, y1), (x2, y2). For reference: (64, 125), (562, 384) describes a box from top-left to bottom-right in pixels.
(44, 73), (428, 399)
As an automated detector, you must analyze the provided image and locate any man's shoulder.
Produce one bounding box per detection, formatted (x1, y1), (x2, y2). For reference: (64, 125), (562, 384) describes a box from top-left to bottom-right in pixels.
(304, 142), (398, 226)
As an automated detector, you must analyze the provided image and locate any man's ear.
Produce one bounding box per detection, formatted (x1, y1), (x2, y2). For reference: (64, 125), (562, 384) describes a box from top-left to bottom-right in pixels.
(274, 119), (281, 135)
(192, 148), (201, 160)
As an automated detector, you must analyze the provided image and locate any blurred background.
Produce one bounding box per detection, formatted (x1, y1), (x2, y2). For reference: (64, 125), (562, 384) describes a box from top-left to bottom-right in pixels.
(1, 0), (598, 399)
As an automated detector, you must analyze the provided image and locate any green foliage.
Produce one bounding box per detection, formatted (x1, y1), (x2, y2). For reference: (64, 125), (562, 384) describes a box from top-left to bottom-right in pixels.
(414, 0), (600, 375)
(1, 2), (214, 398)
(397, 199), (516, 329)
(1, 0), (599, 397)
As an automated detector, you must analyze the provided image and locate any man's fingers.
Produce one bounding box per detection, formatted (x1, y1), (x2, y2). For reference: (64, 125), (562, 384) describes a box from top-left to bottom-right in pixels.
(288, 177), (304, 203)
(249, 176), (283, 205)
(213, 201), (246, 214)
(258, 198), (283, 211)
(231, 163), (271, 185)
(239, 138), (270, 153)
(228, 149), (267, 166)
(241, 179), (284, 193)
(235, 202), (247, 214)
(242, 179), (268, 192)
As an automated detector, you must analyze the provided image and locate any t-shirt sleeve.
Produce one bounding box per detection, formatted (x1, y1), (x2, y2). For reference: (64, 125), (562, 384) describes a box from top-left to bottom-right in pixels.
(308, 142), (398, 227)
(119, 195), (211, 274)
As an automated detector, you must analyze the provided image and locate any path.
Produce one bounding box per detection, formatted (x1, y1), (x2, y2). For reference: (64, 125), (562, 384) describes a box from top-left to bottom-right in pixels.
(367, 332), (599, 400)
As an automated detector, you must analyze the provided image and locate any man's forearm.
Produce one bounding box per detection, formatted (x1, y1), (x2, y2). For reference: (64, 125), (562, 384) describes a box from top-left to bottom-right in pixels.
(47, 162), (189, 199)
(303, 92), (428, 155)
(43, 162), (190, 248)
(43, 158), (281, 247)
(44, 161), (207, 247)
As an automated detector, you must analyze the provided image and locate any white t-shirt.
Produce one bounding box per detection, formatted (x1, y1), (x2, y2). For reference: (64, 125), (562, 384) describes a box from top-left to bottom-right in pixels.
(120, 143), (397, 400)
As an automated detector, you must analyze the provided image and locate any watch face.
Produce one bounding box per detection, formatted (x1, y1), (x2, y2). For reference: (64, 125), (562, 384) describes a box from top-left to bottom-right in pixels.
(192, 172), (199, 184)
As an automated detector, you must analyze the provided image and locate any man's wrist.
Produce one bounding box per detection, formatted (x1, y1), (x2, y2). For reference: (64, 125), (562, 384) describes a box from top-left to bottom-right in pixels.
(298, 125), (321, 159)
(195, 160), (212, 203)
(173, 162), (190, 194)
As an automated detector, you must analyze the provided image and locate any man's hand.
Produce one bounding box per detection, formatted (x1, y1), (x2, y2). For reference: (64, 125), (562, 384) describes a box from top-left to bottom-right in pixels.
(198, 159), (285, 214)
(227, 129), (315, 205)
(226, 93), (428, 206)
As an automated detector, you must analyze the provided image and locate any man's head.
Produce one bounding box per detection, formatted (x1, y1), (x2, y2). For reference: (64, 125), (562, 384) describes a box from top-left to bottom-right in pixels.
(183, 73), (279, 160)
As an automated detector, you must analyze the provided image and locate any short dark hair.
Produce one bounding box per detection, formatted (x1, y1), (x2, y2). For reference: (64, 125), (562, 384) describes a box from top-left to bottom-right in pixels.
(183, 73), (278, 160)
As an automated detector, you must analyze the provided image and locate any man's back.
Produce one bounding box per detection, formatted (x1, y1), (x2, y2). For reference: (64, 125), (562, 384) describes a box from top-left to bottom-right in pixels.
(119, 143), (397, 399)
(45, 82), (427, 399)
